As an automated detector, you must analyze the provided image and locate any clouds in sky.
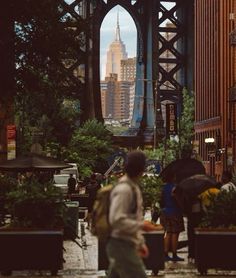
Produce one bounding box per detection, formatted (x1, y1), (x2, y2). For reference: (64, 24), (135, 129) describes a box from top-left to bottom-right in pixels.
(100, 6), (137, 79)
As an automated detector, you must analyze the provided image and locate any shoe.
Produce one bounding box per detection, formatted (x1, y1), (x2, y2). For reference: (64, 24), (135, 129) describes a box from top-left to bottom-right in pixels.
(172, 255), (184, 262)
(165, 255), (173, 261)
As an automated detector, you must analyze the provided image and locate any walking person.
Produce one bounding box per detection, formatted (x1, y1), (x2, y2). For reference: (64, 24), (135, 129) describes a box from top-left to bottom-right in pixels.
(160, 174), (185, 262)
(67, 173), (76, 197)
(220, 170), (236, 192)
(85, 173), (101, 229)
(106, 151), (158, 278)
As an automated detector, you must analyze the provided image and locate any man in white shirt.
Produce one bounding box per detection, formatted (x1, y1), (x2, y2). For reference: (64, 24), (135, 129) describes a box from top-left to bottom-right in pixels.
(221, 171), (236, 192)
(106, 151), (159, 278)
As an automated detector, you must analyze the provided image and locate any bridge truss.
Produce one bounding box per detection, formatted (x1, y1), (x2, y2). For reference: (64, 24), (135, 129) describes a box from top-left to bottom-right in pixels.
(0, 0), (194, 148)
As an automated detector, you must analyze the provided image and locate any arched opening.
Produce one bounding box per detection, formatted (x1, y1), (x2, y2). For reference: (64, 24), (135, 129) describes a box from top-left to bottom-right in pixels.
(100, 5), (137, 133)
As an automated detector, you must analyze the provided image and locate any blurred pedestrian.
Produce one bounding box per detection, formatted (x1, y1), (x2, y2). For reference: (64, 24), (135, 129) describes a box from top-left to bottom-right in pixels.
(67, 173), (76, 196)
(160, 174), (185, 262)
(220, 171), (236, 192)
(106, 151), (159, 278)
(85, 173), (101, 228)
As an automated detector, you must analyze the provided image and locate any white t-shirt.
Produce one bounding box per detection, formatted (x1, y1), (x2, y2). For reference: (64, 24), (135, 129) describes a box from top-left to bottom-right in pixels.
(221, 182), (236, 192)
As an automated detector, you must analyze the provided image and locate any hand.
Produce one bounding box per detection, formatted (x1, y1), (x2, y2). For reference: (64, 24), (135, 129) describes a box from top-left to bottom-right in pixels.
(137, 243), (149, 258)
(142, 220), (161, 232)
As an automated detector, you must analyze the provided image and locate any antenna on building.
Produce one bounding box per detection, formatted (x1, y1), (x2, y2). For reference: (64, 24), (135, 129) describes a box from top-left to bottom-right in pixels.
(115, 8), (121, 41)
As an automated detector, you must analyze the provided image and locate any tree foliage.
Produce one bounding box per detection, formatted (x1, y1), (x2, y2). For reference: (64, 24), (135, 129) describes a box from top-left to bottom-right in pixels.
(14, 0), (84, 152)
(178, 87), (195, 152)
(140, 175), (163, 210)
(66, 120), (114, 177)
(145, 87), (195, 166)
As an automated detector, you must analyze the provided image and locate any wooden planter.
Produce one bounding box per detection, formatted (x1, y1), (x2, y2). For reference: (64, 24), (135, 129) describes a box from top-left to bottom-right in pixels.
(194, 228), (236, 275)
(98, 230), (165, 275)
(0, 229), (64, 275)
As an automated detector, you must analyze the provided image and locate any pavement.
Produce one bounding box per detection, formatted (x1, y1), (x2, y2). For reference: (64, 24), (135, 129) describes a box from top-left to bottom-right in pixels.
(1, 217), (236, 278)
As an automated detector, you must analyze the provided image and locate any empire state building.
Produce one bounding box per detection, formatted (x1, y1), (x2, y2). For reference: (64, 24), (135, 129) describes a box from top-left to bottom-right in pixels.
(105, 14), (128, 81)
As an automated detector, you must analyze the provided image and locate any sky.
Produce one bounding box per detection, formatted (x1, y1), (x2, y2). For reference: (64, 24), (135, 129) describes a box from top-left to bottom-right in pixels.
(100, 6), (137, 80)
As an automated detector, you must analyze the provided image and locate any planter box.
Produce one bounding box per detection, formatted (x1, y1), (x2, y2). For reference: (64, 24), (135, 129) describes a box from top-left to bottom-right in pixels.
(195, 229), (236, 274)
(0, 229), (64, 275)
(98, 230), (164, 275)
(64, 201), (79, 240)
(142, 231), (165, 275)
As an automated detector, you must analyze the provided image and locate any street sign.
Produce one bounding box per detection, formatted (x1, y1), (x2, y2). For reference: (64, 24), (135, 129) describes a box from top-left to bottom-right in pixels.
(166, 103), (177, 136)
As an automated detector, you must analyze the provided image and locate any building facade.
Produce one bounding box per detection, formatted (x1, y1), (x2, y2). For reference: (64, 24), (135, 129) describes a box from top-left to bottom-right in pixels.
(120, 57), (136, 81)
(101, 73), (132, 120)
(194, 0), (236, 178)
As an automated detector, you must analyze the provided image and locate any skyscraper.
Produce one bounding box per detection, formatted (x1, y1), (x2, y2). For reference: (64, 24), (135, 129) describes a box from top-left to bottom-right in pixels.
(102, 11), (136, 122)
(101, 74), (132, 120)
(120, 57), (136, 81)
(105, 13), (128, 81)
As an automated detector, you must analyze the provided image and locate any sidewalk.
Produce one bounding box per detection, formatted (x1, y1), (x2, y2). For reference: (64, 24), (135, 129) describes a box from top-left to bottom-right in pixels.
(1, 218), (236, 277)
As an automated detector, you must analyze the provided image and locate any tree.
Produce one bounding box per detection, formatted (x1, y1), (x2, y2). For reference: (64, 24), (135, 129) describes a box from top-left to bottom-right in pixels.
(66, 120), (114, 177)
(14, 0), (85, 153)
(145, 87), (195, 166)
(178, 87), (195, 155)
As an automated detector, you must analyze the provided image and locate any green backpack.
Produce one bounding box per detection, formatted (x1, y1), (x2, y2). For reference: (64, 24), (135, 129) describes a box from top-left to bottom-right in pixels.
(91, 184), (113, 241)
(91, 182), (137, 241)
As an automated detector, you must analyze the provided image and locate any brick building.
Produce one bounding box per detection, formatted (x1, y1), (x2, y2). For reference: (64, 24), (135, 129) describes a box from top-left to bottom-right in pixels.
(194, 0), (236, 178)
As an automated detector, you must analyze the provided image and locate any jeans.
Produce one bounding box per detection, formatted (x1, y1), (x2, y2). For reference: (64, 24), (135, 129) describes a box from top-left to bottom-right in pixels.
(106, 237), (147, 278)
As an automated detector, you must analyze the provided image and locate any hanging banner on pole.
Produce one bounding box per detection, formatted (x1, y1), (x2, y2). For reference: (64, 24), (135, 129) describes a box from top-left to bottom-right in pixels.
(166, 103), (177, 136)
(7, 125), (16, 160)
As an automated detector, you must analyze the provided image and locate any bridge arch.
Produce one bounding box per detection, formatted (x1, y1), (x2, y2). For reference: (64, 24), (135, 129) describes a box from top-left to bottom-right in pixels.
(0, 0), (194, 153)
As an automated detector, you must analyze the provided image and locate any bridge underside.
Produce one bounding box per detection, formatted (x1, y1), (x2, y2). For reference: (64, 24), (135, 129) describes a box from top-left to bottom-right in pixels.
(0, 0), (194, 153)
(82, 0), (194, 147)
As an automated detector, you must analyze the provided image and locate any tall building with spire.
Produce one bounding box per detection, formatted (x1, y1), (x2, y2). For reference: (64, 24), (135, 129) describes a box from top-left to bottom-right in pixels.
(105, 12), (128, 81)
(101, 11), (136, 122)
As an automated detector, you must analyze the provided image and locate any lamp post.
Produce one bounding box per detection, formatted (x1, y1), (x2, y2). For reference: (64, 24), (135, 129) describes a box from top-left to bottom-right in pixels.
(153, 79), (158, 150)
(204, 137), (216, 177)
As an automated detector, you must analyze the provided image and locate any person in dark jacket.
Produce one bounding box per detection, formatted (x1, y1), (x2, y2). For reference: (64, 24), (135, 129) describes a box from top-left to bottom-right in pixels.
(67, 174), (76, 196)
(85, 173), (101, 228)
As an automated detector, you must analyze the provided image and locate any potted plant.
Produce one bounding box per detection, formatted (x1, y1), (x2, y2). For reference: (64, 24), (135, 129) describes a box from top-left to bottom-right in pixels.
(0, 175), (18, 226)
(140, 174), (163, 222)
(140, 175), (168, 275)
(0, 178), (65, 275)
(194, 189), (236, 275)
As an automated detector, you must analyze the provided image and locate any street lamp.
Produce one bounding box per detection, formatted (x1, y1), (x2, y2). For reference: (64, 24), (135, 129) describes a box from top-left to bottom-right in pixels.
(204, 137), (216, 177)
(204, 137), (215, 144)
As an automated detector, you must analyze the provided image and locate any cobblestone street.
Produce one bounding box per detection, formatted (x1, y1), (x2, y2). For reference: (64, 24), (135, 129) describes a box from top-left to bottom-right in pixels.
(1, 217), (236, 278)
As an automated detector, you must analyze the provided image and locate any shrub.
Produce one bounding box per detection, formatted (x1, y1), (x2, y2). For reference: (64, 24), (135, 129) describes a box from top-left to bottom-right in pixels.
(6, 179), (66, 229)
(199, 189), (236, 229)
(140, 175), (163, 210)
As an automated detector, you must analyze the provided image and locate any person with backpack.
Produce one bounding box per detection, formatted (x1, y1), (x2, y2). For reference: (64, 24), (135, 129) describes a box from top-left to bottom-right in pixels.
(106, 151), (159, 278)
